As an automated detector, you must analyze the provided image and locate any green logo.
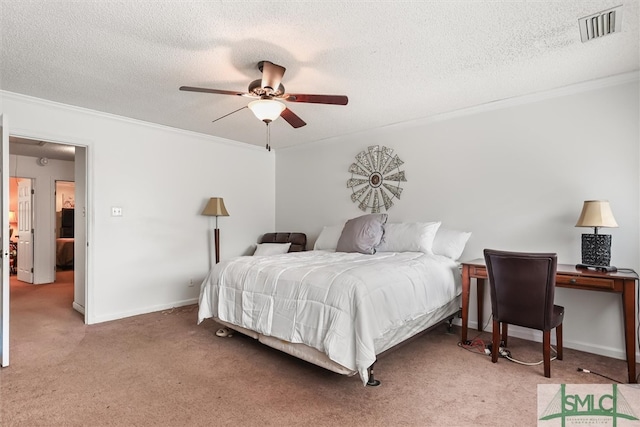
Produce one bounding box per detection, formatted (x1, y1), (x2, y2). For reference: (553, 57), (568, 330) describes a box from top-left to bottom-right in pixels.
(539, 384), (638, 426)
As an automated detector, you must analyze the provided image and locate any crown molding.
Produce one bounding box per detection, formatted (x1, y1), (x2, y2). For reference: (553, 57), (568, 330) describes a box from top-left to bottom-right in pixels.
(414, 71), (639, 127)
(280, 71), (639, 152)
(0, 90), (267, 153)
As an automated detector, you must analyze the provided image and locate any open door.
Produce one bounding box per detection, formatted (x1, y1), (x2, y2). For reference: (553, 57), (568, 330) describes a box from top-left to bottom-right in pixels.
(17, 179), (33, 283)
(73, 146), (87, 319)
(1, 114), (10, 367)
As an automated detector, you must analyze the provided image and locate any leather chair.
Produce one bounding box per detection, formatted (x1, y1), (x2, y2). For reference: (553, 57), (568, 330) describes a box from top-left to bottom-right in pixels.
(260, 232), (307, 252)
(483, 249), (564, 378)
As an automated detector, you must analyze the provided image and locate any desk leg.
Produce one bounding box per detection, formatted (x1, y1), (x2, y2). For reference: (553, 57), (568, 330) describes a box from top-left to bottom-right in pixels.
(461, 265), (470, 343)
(477, 278), (485, 332)
(622, 279), (637, 383)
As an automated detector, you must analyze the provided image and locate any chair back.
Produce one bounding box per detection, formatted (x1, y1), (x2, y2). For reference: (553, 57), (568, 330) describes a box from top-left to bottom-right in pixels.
(260, 232), (307, 252)
(484, 249), (557, 330)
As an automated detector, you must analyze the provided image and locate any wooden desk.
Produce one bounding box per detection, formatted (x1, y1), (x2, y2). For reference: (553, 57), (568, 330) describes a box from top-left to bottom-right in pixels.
(460, 259), (639, 383)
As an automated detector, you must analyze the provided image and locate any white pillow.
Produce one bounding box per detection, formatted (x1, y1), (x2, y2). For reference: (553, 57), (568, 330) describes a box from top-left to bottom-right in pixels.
(432, 228), (472, 260)
(377, 221), (441, 253)
(313, 223), (345, 250)
(253, 242), (291, 256)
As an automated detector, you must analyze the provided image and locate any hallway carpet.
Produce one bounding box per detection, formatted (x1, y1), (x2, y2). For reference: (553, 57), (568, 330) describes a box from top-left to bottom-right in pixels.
(0, 273), (633, 426)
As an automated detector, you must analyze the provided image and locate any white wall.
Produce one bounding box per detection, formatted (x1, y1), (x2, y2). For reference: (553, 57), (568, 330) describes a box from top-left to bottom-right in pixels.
(9, 155), (74, 284)
(1, 91), (276, 324)
(275, 73), (640, 361)
(2, 73), (637, 361)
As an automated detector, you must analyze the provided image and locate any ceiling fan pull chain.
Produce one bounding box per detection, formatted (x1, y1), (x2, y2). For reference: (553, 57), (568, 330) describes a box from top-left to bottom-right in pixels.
(266, 123), (271, 152)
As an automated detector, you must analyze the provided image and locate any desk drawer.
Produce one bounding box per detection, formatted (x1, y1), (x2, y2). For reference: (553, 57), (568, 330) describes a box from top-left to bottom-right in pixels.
(556, 275), (615, 290)
(467, 265), (488, 278)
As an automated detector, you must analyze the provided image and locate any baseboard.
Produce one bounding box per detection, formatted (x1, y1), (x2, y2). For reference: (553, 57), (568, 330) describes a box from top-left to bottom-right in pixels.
(89, 298), (199, 325)
(72, 301), (85, 315)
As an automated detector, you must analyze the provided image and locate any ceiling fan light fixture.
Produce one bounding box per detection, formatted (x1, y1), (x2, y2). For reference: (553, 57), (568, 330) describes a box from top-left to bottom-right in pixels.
(181, 60), (346, 129)
(248, 99), (285, 123)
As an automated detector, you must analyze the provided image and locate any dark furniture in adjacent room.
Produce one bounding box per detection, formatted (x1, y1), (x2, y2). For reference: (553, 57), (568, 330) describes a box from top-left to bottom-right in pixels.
(60, 208), (74, 238)
(56, 238), (74, 269)
(9, 241), (17, 275)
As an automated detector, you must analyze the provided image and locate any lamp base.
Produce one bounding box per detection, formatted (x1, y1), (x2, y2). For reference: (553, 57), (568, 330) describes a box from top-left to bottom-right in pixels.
(575, 263), (618, 273)
(581, 233), (612, 266)
(214, 228), (220, 264)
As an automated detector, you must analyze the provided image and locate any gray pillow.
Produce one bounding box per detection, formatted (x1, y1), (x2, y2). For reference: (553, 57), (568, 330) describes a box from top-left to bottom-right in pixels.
(336, 213), (388, 254)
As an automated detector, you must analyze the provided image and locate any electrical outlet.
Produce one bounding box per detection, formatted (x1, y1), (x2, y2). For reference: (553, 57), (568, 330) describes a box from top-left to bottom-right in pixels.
(188, 278), (195, 287)
(111, 206), (123, 217)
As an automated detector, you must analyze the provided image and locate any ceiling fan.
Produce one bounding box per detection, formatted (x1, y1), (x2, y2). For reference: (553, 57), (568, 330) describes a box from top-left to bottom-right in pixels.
(180, 60), (348, 130)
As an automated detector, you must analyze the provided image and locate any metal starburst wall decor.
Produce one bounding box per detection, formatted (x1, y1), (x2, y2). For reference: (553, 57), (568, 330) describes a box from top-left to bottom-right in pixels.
(346, 145), (407, 213)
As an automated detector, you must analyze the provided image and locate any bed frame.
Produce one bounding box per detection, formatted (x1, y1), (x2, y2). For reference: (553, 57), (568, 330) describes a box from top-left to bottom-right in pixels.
(215, 305), (459, 386)
(213, 232), (460, 386)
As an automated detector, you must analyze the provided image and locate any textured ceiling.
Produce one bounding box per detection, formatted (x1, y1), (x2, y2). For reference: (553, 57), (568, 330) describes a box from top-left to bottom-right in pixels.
(1, 1), (638, 150)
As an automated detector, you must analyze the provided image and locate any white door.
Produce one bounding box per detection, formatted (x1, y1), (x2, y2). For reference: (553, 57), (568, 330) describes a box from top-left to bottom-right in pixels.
(1, 114), (10, 367)
(17, 179), (34, 283)
(74, 147), (87, 320)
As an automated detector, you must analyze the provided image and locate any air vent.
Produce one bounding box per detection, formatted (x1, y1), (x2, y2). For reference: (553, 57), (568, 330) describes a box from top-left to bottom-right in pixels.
(579, 6), (623, 42)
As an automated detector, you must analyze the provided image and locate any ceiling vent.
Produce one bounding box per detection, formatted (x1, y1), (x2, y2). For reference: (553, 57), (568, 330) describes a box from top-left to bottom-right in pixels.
(579, 5), (623, 42)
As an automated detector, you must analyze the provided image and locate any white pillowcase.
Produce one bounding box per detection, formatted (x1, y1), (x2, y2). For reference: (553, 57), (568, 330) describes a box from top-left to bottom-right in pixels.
(377, 221), (441, 253)
(313, 223), (345, 250)
(253, 242), (291, 256)
(432, 228), (472, 260)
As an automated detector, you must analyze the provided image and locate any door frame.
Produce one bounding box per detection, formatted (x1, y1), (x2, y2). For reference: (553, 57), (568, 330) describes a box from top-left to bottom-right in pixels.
(7, 131), (90, 325)
(1, 114), (10, 367)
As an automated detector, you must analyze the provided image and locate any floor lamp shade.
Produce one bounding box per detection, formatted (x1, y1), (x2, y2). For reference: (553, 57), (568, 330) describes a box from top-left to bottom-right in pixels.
(201, 198), (230, 264)
(201, 198), (229, 217)
(575, 200), (618, 267)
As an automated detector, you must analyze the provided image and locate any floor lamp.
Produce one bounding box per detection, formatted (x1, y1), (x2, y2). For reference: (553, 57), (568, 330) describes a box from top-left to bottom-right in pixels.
(201, 197), (229, 265)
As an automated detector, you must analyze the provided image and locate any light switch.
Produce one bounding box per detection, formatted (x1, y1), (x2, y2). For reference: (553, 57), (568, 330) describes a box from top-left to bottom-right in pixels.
(111, 207), (123, 217)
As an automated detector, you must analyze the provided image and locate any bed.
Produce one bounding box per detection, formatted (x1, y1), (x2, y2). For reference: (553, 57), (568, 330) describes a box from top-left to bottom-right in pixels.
(198, 217), (470, 386)
(56, 238), (74, 269)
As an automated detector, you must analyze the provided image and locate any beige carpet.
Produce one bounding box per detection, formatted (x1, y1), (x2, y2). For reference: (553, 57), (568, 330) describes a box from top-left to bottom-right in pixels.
(0, 272), (633, 426)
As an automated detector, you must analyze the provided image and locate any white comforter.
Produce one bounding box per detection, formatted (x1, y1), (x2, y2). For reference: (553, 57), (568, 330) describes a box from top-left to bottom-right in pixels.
(198, 250), (461, 385)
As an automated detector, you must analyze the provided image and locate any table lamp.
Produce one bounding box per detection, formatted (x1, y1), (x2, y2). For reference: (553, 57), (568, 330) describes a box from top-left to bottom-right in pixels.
(201, 197), (229, 265)
(575, 200), (618, 272)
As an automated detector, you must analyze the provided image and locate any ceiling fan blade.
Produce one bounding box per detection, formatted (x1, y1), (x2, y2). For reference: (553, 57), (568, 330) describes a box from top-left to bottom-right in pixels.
(283, 94), (348, 105)
(280, 108), (307, 128)
(260, 61), (286, 92)
(180, 86), (246, 97)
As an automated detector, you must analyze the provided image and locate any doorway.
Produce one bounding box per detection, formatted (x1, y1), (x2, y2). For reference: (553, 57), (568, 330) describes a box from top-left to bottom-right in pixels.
(8, 137), (88, 323)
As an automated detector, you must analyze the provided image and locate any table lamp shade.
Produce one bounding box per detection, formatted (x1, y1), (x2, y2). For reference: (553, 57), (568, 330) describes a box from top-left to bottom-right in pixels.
(575, 200), (618, 229)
